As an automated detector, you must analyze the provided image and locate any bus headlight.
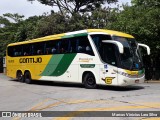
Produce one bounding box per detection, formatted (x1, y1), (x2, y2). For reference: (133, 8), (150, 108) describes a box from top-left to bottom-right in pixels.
(121, 72), (129, 77)
(114, 70), (129, 77)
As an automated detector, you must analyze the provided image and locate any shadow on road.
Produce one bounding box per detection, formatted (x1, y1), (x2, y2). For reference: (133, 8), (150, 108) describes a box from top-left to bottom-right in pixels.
(97, 85), (144, 91)
(11, 79), (145, 91)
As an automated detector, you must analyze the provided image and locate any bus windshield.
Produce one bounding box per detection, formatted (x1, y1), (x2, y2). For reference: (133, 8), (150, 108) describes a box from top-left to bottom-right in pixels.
(113, 36), (143, 70)
(90, 34), (143, 70)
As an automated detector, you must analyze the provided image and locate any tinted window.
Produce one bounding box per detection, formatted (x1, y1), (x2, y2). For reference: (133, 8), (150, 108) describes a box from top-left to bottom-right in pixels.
(59, 39), (69, 54)
(8, 46), (14, 57)
(91, 34), (111, 51)
(77, 36), (94, 56)
(7, 35), (94, 57)
(32, 42), (45, 55)
(101, 44), (117, 66)
(69, 38), (77, 53)
(8, 45), (22, 57)
(23, 44), (32, 56)
(46, 40), (58, 54)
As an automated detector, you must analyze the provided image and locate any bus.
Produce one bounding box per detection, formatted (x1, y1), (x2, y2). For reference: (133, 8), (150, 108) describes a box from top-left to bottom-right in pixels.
(6, 29), (150, 88)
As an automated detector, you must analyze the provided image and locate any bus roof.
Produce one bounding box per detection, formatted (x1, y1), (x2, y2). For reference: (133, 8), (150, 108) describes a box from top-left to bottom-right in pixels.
(8, 29), (134, 46)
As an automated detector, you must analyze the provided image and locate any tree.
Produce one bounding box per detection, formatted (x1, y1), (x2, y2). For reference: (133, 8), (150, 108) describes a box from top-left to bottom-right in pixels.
(0, 13), (24, 56)
(0, 13), (42, 57)
(27, 0), (118, 15)
(30, 12), (72, 37)
(88, 7), (114, 28)
(131, 0), (160, 7)
(3, 13), (24, 23)
(107, 1), (160, 57)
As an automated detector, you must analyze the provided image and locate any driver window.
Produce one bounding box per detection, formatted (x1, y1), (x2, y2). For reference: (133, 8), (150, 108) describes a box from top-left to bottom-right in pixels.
(101, 43), (117, 66)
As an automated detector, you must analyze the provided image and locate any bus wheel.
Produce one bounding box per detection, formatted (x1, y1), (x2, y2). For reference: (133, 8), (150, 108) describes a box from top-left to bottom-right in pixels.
(83, 73), (96, 89)
(17, 71), (24, 82)
(24, 72), (32, 84)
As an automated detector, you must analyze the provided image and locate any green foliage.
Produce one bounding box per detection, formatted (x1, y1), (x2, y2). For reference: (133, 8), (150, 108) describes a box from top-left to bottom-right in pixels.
(0, 14), (42, 56)
(34, 13), (67, 37)
(131, 0), (160, 7)
(3, 13), (24, 23)
(0, 13), (23, 56)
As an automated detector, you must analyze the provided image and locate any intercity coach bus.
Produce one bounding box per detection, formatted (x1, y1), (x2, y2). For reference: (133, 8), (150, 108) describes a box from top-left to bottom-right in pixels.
(6, 29), (150, 88)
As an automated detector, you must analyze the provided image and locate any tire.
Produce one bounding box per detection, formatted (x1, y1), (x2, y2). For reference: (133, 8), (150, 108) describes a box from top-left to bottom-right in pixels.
(83, 73), (96, 89)
(24, 71), (32, 84)
(17, 71), (24, 82)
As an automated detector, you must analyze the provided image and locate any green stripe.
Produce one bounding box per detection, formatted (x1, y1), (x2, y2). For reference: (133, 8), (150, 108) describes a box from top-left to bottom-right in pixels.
(41, 54), (64, 76)
(50, 53), (76, 76)
(80, 64), (95, 68)
(62, 33), (87, 39)
(41, 53), (76, 76)
(138, 69), (145, 75)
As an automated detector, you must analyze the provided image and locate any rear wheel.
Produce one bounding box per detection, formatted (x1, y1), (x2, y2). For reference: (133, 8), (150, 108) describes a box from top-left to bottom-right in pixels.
(17, 71), (24, 82)
(83, 73), (96, 89)
(24, 71), (32, 84)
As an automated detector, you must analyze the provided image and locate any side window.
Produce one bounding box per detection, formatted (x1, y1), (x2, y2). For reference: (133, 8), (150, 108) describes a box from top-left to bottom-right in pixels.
(7, 45), (23, 57)
(46, 39), (69, 54)
(91, 34), (112, 51)
(46, 40), (58, 54)
(15, 46), (22, 56)
(69, 38), (77, 53)
(101, 44), (117, 66)
(8, 46), (14, 57)
(8, 45), (22, 57)
(23, 44), (32, 56)
(32, 42), (45, 55)
(77, 36), (94, 56)
(59, 39), (69, 54)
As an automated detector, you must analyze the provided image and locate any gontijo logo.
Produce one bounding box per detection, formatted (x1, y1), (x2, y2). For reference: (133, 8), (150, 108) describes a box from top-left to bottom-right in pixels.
(19, 57), (42, 63)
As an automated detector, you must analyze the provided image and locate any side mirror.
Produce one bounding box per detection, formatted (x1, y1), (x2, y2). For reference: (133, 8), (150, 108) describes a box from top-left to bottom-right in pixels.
(102, 40), (124, 54)
(138, 43), (150, 55)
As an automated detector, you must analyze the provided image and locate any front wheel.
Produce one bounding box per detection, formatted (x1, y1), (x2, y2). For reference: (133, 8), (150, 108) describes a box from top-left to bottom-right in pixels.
(83, 73), (96, 89)
(24, 72), (32, 84)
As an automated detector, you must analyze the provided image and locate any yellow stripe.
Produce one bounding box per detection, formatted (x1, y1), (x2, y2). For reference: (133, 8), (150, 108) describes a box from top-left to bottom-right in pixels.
(125, 69), (139, 75)
(12, 98), (51, 120)
(33, 102), (62, 111)
(29, 98), (51, 111)
(87, 29), (134, 38)
(8, 33), (65, 46)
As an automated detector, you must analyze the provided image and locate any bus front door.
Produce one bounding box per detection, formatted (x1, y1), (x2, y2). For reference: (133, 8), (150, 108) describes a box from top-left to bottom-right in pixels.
(100, 43), (118, 85)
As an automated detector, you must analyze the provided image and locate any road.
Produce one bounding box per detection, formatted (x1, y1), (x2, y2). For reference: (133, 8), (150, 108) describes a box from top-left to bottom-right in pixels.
(0, 73), (160, 120)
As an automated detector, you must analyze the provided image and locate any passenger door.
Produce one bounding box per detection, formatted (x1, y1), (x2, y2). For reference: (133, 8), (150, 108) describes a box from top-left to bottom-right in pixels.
(100, 43), (118, 85)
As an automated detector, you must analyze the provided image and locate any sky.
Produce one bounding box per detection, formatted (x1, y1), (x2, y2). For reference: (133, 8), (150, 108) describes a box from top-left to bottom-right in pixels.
(0, 0), (131, 19)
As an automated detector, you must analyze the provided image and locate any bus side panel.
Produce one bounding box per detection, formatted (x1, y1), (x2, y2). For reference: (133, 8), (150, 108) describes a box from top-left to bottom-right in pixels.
(63, 64), (79, 83)
(6, 56), (22, 79)
(77, 53), (100, 84)
(39, 54), (78, 82)
(6, 55), (52, 80)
